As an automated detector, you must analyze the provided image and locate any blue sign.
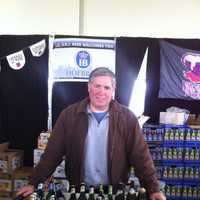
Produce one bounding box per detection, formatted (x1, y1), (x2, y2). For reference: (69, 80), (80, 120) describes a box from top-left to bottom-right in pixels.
(76, 50), (90, 68)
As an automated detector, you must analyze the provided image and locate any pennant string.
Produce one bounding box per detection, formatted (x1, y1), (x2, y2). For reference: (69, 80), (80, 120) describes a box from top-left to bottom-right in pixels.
(0, 39), (46, 66)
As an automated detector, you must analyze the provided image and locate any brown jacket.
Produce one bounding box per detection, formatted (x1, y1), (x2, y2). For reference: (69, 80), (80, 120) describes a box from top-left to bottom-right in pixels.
(29, 98), (160, 194)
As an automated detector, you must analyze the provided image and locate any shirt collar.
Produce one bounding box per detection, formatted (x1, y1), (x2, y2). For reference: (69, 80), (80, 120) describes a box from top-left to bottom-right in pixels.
(86, 105), (110, 117)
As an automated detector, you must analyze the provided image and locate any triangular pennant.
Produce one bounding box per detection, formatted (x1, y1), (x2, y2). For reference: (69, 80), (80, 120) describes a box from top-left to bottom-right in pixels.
(30, 39), (46, 57)
(6, 51), (25, 70)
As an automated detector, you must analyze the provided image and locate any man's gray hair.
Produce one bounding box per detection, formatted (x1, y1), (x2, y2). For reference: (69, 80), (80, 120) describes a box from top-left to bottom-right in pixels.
(88, 67), (116, 87)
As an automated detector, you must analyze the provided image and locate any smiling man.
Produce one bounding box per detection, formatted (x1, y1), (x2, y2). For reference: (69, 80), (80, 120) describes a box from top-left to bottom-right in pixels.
(88, 73), (115, 111)
(17, 67), (165, 200)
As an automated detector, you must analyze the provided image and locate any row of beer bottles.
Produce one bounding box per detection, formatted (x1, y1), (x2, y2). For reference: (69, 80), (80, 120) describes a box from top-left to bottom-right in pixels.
(15, 181), (147, 200)
(69, 182), (147, 200)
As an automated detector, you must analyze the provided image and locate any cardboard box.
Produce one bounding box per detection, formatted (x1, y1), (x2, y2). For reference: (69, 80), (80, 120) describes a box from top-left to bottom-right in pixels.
(6, 149), (24, 165)
(187, 114), (200, 127)
(0, 197), (13, 200)
(159, 112), (186, 125)
(33, 148), (44, 167)
(0, 173), (13, 192)
(0, 150), (23, 173)
(0, 191), (13, 199)
(0, 143), (10, 152)
(13, 167), (33, 192)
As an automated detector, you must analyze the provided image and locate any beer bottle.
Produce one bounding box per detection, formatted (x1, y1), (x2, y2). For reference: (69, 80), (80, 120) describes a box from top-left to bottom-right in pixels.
(188, 187), (193, 198)
(99, 184), (105, 195)
(115, 183), (125, 200)
(26, 192), (38, 200)
(55, 183), (66, 200)
(128, 167), (140, 190)
(193, 187), (198, 198)
(197, 130), (200, 141)
(107, 185), (113, 200)
(127, 180), (135, 191)
(97, 184), (105, 200)
(136, 188), (147, 200)
(165, 185), (170, 197)
(191, 129), (196, 141)
(174, 129), (179, 141)
(186, 129), (191, 141)
(36, 183), (44, 200)
(78, 183), (87, 200)
(69, 185), (77, 200)
(126, 183), (137, 200)
(179, 129), (184, 141)
(164, 129), (169, 141)
(195, 148), (200, 160)
(182, 186), (187, 198)
(88, 186), (95, 200)
(46, 182), (56, 200)
(171, 186), (175, 198)
(169, 129), (174, 141)
(176, 185), (181, 197)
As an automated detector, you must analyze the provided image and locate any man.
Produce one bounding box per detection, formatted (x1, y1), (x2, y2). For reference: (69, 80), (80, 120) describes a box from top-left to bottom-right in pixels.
(17, 67), (165, 200)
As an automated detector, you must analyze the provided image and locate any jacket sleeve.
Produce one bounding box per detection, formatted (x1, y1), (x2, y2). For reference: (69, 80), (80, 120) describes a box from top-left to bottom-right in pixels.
(29, 110), (66, 186)
(127, 115), (160, 195)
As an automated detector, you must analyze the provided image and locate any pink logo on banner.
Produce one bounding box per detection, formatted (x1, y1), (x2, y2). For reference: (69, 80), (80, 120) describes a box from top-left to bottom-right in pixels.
(181, 53), (200, 83)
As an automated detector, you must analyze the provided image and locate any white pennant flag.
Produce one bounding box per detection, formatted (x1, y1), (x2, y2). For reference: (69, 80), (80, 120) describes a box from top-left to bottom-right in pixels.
(30, 39), (46, 57)
(6, 51), (25, 70)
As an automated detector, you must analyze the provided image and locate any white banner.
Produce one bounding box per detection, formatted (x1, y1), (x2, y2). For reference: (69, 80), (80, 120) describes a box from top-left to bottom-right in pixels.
(30, 39), (46, 57)
(52, 38), (116, 81)
(6, 51), (25, 70)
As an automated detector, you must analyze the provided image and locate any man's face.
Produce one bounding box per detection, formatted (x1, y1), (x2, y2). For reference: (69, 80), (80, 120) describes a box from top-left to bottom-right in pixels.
(88, 75), (115, 111)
